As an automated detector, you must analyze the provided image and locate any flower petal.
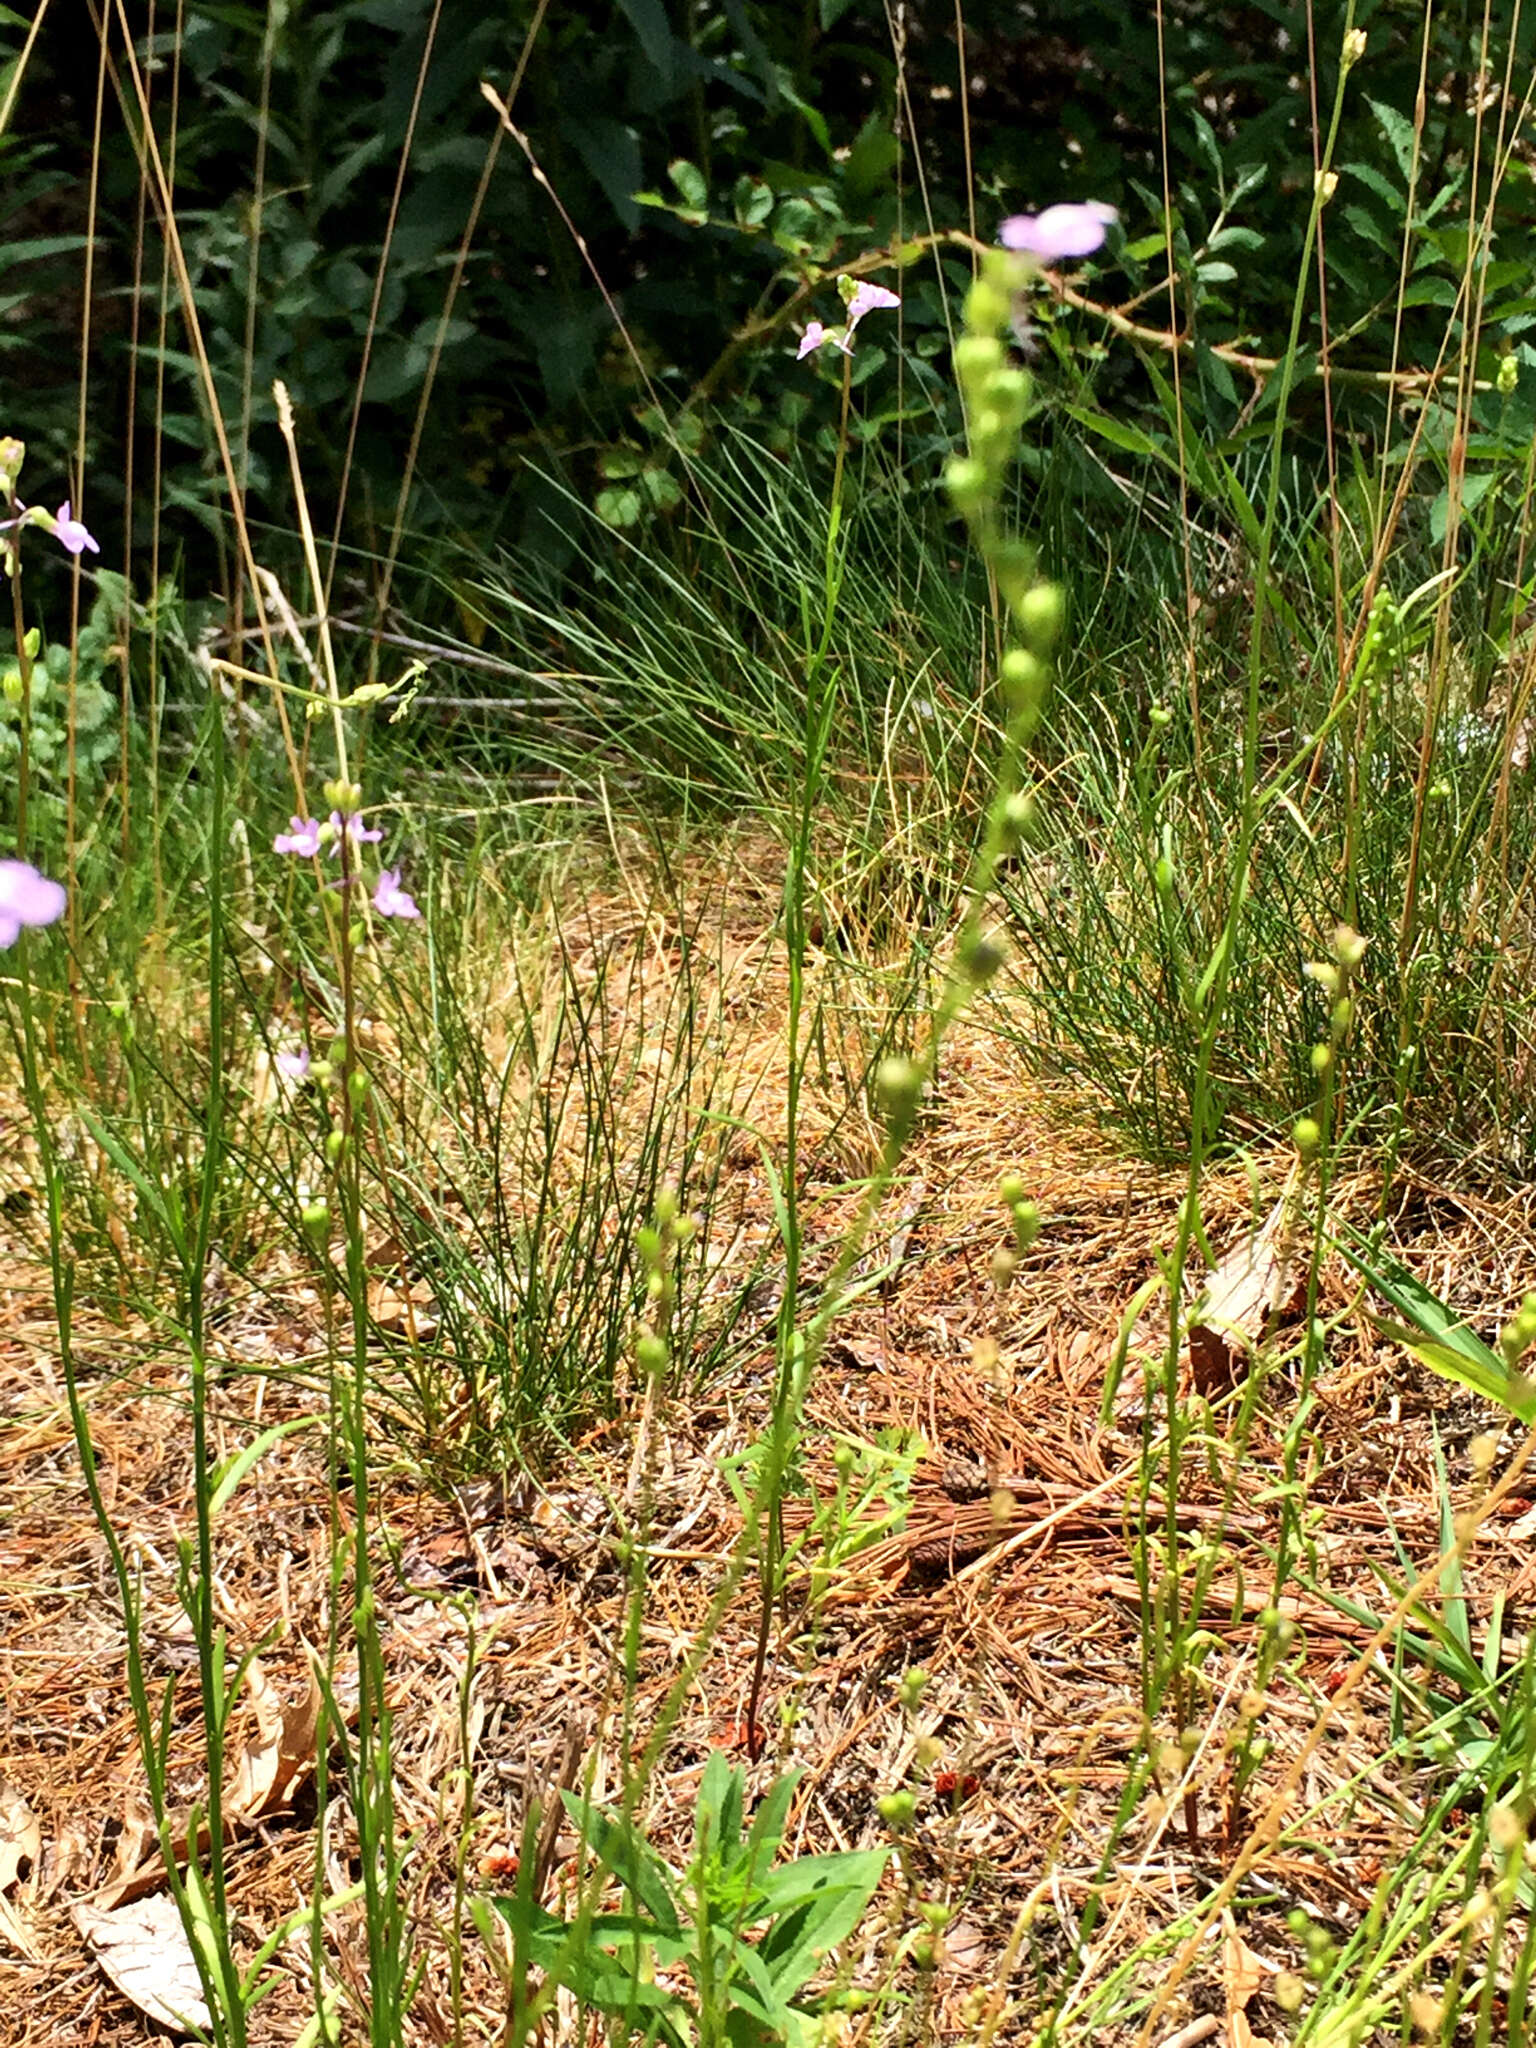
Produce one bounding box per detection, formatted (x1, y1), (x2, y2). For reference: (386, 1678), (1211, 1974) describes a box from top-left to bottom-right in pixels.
(0, 858), (67, 932)
(998, 201), (1117, 260)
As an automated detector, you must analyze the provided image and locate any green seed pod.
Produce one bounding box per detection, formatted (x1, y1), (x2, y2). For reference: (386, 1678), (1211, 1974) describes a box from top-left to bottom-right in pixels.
(877, 1789), (916, 1828)
(1015, 581), (1065, 651)
(1000, 647), (1047, 708)
(962, 277), (1011, 338)
(986, 366), (1031, 424)
(1001, 790), (1036, 845)
(954, 334), (1005, 385)
(944, 455), (989, 515)
(1011, 1198), (1041, 1252)
(961, 931), (1005, 984)
(875, 1056), (922, 1117)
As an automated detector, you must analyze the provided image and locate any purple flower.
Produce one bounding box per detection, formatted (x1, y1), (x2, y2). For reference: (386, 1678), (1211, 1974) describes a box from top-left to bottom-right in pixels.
(52, 501), (99, 556)
(275, 1046), (312, 1082)
(845, 281), (901, 325)
(274, 815), (323, 857)
(373, 869), (420, 920)
(331, 810), (382, 847)
(998, 201), (1118, 261)
(0, 859), (67, 948)
(797, 321), (837, 361)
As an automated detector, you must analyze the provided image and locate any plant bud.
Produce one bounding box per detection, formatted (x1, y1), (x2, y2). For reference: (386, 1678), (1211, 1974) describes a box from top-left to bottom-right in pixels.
(876, 1789), (916, 1828)
(954, 335), (1004, 385)
(1016, 581), (1065, 651)
(962, 277), (1010, 337)
(944, 456), (988, 514)
(1000, 647), (1047, 708)
(1001, 790), (1036, 844)
(875, 1056), (922, 1117)
(960, 930), (1005, 984)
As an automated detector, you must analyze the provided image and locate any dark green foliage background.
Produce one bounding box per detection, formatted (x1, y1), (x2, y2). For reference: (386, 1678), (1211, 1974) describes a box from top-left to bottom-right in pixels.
(5, 0), (1532, 569)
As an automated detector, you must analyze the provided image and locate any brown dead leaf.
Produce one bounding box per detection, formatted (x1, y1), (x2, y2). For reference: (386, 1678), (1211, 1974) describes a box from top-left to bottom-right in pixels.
(113, 1794), (157, 1883)
(95, 1661), (324, 1911)
(0, 1891), (44, 1962)
(1190, 1197), (1303, 1395)
(38, 1813), (97, 1902)
(1222, 1910), (1270, 2048)
(73, 1894), (211, 2034)
(938, 1917), (988, 1976)
(228, 1657), (323, 1823)
(0, 1786), (40, 1894)
(369, 1275), (438, 1339)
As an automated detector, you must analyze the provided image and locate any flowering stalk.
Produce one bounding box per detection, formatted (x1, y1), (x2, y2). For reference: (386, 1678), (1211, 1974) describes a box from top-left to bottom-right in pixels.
(741, 219), (1110, 1750)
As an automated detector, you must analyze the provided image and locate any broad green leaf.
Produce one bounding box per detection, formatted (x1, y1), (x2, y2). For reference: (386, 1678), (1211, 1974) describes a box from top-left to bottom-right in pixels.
(754, 1847), (888, 1994)
(1332, 1224), (1536, 1423)
(616, 0), (674, 81)
(697, 1750), (744, 1862)
(668, 158), (708, 213)
(1368, 96), (1418, 181)
(561, 1794), (684, 1936)
(741, 1768), (798, 1876)
(1063, 406), (1164, 459)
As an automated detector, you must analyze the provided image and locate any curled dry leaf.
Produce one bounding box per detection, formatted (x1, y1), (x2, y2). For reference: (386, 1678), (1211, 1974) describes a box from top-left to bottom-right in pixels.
(229, 1657), (324, 1823)
(73, 1894), (211, 2035)
(1222, 1910), (1273, 2048)
(1189, 1197), (1304, 1396)
(0, 1785), (41, 1894)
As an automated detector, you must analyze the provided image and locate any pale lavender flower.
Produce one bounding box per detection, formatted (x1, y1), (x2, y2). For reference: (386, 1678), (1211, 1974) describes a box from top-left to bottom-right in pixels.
(274, 815), (323, 857)
(52, 501), (99, 556)
(331, 810), (382, 847)
(275, 1046), (312, 1082)
(998, 201), (1118, 261)
(797, 321), (837, 360)
(846, 281), (901, 325)
(373, 869), (420, 920)
(0, 859), (67, 947)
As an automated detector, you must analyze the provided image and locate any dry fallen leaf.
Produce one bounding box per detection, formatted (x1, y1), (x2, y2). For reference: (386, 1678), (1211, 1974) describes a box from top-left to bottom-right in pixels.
(1222, 1910), (1271, 2048)
(96, 1660), (325, 1911)
(73, 1894), (211, 2034)
(1190, 1197), (1303, 1395)
(938, 1916), (988, 1976)
(0, 1785), (41, 1894)
(0, 1891), (44, 1962)
(229, 1657), (323, 1823)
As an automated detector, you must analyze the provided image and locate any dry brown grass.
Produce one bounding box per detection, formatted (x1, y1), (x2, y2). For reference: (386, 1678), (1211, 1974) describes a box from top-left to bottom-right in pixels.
(3, 848), (1536, 2045)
